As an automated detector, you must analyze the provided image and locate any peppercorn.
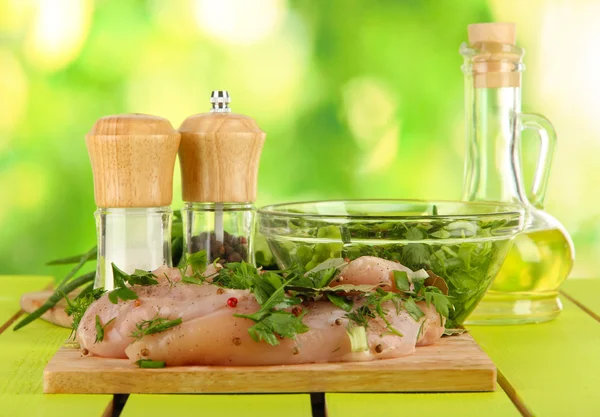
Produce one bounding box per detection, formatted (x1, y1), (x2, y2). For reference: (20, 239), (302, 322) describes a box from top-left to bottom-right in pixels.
(190, 231), (249, 265)
(227, 297), (238, 308)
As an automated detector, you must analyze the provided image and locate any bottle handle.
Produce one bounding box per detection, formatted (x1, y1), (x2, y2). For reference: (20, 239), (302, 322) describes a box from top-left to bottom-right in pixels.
(517, 113), (557, 209)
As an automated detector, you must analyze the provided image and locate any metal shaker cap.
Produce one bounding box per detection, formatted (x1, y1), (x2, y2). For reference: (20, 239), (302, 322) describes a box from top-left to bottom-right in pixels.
(210, 90), (231, 113)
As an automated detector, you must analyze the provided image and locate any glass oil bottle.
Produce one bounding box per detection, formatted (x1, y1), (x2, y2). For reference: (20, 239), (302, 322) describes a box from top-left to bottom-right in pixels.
(460, 23), (575, 324)
(86, 114), (181, 289)
(178, 91), (266, 266)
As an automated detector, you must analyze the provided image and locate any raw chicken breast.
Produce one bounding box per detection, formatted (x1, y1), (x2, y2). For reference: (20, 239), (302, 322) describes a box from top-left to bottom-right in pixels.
(417, 301), (445, 346)
(20, 290), (72, 328)
(124, 296), (439, 366)
(77, 277), (249, 358)
(77, 257), (445, 366)
(332, 256), (412, 291)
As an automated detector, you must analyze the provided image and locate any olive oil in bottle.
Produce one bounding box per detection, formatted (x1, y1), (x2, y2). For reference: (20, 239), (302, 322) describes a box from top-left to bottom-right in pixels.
(473, 224), (574, 324)
(459, 23), (575, 324)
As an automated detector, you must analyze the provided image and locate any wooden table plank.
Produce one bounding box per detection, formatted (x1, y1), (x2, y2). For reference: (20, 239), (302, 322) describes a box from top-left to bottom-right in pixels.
(561, 278), (600, 318)
(326, 392), (519, 417)
(121, 394), (312, 417)
(0, 276), (52, 323)
(0, 276), (111, 417)
(467, 295), (600, 417)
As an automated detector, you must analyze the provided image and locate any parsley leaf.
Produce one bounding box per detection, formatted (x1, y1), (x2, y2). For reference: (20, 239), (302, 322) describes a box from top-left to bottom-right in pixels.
(406, 227), (425, 240)
(307, 267), (339, 289)
(234, 275), (306, 346)
(108, 286), (138, 304)
(111, 263), (129, 288)
(247, 321), (279, 345)
(247, 311), (309, 345)
(181, 275), (206, 285)
(402, 243), (431, 268)
(326, 293), (354, 312)
(403, 297), (425, 322)
(108, 263), (163, 304)
(111, 263), (159, 287)
(424, 287), (452, 320)
(127, 269), (159, 286)
(179, 251), (208, 277)
(252, 271), (284, 305)
(211, 260), (257, 290)
(95, 315), (115, 343)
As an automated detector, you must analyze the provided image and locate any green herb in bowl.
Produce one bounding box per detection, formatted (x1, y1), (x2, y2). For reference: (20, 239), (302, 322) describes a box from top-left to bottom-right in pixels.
(257, 199), (524, 327)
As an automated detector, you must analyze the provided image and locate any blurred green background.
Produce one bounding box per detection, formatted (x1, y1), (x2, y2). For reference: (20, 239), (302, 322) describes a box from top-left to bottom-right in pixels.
(1, 0), (598, 279)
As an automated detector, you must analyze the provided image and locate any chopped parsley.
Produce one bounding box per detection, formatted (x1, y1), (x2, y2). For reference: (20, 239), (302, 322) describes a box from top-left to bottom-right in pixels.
(108, 263), (159, 304)
(64, 286), (106, 338)
(94, 315), (115, 343)
(343, 270), (453, 337)
(179, 251), (208, 284)
(233, 274), (308, 346)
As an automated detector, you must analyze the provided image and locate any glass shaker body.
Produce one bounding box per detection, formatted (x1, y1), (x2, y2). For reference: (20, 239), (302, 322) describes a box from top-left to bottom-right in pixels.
(95, 207), (173, 290)
(182, 202), (255, 265)
(460, 41), (574, 325)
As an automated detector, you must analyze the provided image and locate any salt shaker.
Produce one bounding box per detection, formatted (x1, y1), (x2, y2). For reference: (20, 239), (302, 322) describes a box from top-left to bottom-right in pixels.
(178, 91), (266, 265)
(86, 114), (181, 289)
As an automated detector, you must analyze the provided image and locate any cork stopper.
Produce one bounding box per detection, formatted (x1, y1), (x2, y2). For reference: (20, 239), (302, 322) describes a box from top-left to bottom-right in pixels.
(468, 23), (516, 45)
(86, 114), (181, 208)
(465, 22), (522, 88)
(178, 93), (266, 203)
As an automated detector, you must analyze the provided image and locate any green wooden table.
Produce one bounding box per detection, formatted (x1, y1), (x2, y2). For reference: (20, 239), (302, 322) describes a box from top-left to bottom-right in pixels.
(1, 276), (598, 417)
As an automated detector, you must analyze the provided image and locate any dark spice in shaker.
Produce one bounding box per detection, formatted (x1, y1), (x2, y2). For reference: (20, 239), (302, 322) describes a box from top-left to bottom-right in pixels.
(190, 231), (248, 264)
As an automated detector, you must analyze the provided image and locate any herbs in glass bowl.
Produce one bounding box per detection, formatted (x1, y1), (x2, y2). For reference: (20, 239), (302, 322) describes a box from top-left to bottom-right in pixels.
(257, 200), (524, 327)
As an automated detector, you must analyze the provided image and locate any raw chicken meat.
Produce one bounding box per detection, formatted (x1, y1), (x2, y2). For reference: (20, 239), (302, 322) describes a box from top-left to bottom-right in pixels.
(76, 257), (445, 366)
(18, 264), (222, 330)
(332, 256), (412, 291)
(20, 289), (72, 328)
(124, 298), (441, 366)
(77, 266), (249, 359)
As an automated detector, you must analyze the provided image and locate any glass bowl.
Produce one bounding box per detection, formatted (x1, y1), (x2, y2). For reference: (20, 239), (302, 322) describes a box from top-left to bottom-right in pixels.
(257, 199), (524, 327)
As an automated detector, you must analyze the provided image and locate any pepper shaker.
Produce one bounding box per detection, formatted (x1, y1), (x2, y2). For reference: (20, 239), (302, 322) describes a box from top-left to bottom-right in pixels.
(178, 91), (266, 265)
(86, 114), (181, 289)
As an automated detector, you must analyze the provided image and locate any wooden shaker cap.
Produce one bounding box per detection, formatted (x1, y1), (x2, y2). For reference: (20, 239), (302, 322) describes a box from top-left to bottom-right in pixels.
(86, 114), (181, 208)
(178, 112), (266, 203)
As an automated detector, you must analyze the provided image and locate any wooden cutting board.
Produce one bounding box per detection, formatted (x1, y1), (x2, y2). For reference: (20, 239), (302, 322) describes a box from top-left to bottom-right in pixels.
(43, 333), (495, 394)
